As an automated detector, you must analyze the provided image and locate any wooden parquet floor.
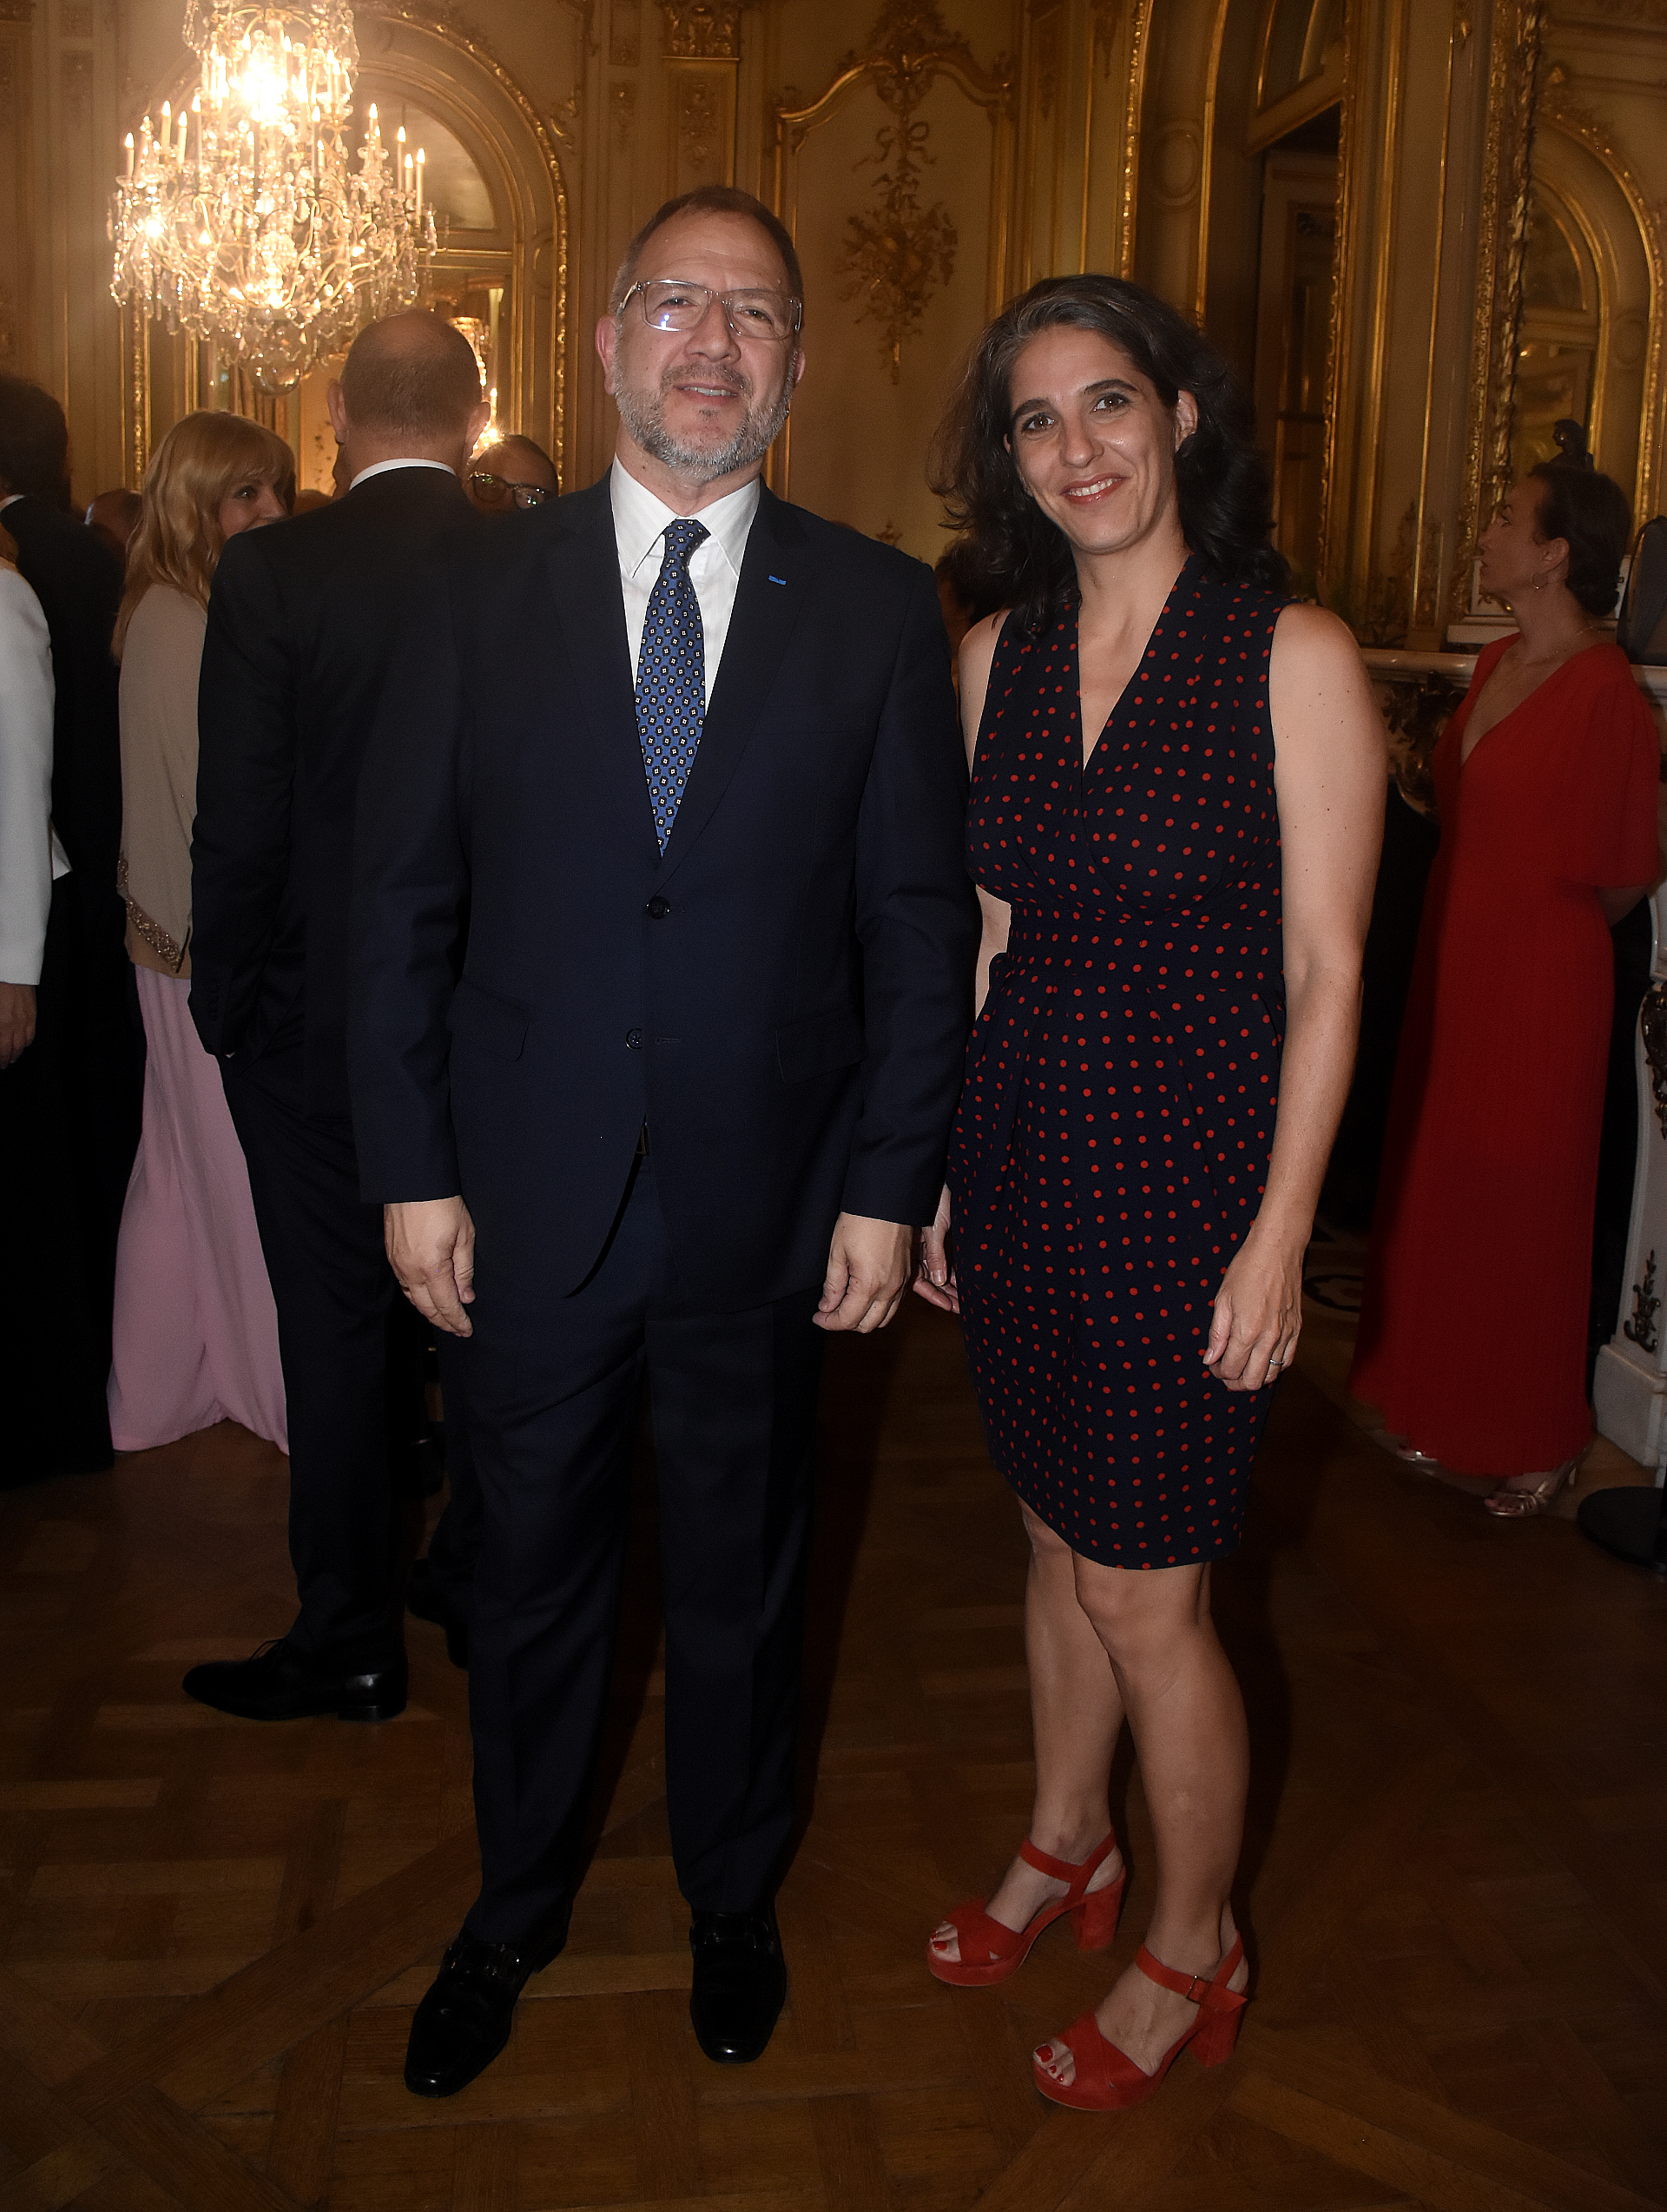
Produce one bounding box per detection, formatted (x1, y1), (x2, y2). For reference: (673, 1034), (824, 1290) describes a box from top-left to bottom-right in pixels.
(3, 1295), (1666, 2211)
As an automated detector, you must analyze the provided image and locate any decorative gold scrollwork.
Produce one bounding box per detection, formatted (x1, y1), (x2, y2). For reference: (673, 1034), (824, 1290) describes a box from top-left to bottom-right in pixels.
(1624, 1249), (1660, 1357)
(1640, 981), (1667, 1143)
(659, 0), (741, 61)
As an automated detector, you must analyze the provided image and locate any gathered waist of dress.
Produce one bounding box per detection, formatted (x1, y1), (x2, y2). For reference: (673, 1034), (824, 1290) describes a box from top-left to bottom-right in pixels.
(997, 909), (1282, 999)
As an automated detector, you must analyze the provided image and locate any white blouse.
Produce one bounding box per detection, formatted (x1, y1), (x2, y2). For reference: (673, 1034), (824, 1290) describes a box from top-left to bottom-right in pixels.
(0, 562), (61, 987)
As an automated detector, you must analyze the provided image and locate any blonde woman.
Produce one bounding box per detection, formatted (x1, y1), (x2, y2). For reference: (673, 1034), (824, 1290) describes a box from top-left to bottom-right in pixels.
(108, 412), (293, 1453)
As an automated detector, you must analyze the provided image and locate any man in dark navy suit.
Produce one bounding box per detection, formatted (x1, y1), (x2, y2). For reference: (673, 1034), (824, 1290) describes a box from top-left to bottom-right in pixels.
(187, 314), (489, 1723)
(351, 187), (977, 2094)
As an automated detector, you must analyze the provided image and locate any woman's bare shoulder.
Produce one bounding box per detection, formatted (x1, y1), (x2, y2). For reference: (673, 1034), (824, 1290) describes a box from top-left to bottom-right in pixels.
(1271, 599), (1363, 672)
(959, 609), (1009, 691)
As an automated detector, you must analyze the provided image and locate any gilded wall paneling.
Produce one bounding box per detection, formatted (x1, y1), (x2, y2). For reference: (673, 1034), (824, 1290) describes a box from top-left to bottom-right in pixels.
(1015, 0), (1066, 287)
(609, 0), (642, 66)
(770, 1), (1011, 381)
(661, 0), (739, 195)
(1447, 0), (1544, 618)
(765, 0), (1012, 545)
(1538, 63), (1664, 519)
(1404, 2), (1462, 642)
(37, 0), (124, 497)
(1087, 0), (1153, 278)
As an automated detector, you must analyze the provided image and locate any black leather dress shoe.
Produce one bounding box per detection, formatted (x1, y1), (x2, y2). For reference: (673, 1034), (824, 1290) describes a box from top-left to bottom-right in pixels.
(181, 1639), (406, 1723)
(405, 1558), (469, 1669)
(405, 1925), (565, 2097)
(689, 1905), (787, 2064)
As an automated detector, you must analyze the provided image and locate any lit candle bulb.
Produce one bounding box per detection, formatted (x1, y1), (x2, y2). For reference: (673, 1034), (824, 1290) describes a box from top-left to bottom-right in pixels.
(123, 129), (134, 182)
(160, 98), (171, 163)
(177, 107), (188, 163)
(414, 146), (424, 228)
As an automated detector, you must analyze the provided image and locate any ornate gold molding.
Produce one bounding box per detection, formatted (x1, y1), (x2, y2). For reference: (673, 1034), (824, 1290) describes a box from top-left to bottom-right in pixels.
(659, 0), (740, 59)
(1108, 0), (1153, 279)
(769, 0), (1011, 383)
(1449, 0), (1544, 619)
(1539, 63), (1665, 518)
(359, 2), (571, 473)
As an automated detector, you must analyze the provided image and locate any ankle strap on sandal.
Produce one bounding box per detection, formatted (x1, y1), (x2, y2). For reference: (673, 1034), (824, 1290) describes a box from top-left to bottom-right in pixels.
(1135, 1932), (1246, 2011)
(1017, 1828), (1118, 1888)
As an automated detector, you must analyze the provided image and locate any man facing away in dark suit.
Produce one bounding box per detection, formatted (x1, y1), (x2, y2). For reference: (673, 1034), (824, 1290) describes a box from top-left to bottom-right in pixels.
(0, 375), (140, 1483)
(349, 185), (978, 2093)
(186, 314), (490, 1723)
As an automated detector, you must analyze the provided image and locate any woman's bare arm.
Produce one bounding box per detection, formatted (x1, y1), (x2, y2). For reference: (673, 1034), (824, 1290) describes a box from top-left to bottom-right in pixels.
(1202, 602), (1386, 1390)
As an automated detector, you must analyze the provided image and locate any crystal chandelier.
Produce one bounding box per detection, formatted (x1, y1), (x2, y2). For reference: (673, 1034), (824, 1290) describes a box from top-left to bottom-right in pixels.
(110, 0), (435, 392)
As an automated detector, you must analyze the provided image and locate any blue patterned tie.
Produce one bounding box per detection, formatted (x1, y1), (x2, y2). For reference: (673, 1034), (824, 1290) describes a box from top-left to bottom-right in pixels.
(636, 517), (709, 852)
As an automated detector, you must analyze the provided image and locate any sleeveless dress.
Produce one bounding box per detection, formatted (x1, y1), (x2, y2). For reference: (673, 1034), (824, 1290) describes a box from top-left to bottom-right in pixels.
(949, 554), (1287, 1567)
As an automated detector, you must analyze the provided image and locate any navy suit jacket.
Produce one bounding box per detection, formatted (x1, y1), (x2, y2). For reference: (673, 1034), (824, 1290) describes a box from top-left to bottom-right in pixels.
(348, 474), (978, 1308)
(191, 466), (473, 1113)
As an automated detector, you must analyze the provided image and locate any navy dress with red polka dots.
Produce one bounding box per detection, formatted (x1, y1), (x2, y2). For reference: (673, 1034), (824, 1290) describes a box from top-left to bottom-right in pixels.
(949, 553), (1286, 1568)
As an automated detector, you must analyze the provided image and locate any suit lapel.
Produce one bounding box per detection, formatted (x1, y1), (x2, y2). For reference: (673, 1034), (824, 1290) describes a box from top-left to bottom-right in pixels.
(545, 480), (660, 858)
(655, 485), (811, 887)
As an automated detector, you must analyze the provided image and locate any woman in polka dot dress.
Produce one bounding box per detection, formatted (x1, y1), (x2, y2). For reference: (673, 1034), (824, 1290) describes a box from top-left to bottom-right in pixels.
(915, 277), (1384, 2110)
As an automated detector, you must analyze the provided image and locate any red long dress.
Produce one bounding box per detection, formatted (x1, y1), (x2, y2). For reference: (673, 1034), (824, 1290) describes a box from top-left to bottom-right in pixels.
(1350, 639), (1660, 1478)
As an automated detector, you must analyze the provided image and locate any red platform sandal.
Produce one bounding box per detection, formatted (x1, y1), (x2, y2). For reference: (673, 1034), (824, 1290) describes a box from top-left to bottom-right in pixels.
(1033, 1932), (1248, 2110)
(926, 1830), (1124, 1988)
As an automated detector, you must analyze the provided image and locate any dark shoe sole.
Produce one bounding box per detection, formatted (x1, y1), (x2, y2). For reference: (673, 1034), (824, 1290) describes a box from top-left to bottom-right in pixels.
(691, 2017), (781, 2065)
(339, 1696), (407, 1723)
(404, 2016), (511, 2098)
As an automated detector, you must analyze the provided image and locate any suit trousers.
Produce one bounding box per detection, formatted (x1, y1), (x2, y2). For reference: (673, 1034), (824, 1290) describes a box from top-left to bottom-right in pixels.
(222, 1040), (409, 1663)
(458, 1155), (825, 1946)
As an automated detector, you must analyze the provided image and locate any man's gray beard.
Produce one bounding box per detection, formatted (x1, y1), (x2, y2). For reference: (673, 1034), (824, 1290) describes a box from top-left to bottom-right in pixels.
(616, 373), (791, 482)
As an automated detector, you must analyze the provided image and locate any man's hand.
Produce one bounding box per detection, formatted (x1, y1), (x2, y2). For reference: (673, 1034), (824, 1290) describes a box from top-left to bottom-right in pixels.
(815, 1212), (913, 1334)
(385, 1195), (477, 1337)
(0, 982), (36, 1070)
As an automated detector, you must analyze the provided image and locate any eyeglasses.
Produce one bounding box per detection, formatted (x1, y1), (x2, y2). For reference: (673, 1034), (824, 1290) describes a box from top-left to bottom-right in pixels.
(470, 473), (550, 508)
(618, 279), (802, 344)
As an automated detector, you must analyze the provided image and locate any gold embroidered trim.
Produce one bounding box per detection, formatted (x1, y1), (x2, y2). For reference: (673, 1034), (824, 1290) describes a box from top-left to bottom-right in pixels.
(117, 855), (188, 972)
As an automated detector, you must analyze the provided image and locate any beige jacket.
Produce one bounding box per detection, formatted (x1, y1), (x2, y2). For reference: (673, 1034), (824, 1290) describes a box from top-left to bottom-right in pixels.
(118, 584), (207, 976)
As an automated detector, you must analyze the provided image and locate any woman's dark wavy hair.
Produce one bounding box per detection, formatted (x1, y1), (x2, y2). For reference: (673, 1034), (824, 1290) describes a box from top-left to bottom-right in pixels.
(931, 275), (1288, 631)
(1526, 458), (1632, 617)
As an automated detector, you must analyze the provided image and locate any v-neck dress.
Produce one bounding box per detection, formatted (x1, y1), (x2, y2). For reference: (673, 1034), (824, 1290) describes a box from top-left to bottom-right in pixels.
(949, 556), (1287, 1567)
(1350, 637), (1660, 1477)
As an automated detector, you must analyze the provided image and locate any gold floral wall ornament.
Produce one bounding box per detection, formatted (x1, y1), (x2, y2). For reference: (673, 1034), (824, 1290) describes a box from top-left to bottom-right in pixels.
(816, 0), (992, 381)
(659, 0), (741, 61)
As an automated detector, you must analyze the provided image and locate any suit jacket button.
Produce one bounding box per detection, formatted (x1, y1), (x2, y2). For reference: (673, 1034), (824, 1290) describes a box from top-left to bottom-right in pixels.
(625, 1028), (643, 1049)
(645, 895), (670, 920)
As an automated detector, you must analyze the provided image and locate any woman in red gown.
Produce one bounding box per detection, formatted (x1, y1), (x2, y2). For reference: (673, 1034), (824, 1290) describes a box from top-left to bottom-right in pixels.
(1351, 461), (1659, 1513)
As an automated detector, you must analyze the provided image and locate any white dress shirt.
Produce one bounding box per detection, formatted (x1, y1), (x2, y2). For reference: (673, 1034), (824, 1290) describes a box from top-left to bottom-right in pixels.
(348, 458), (459, 490)
(0, 564), (61, 985)
(610, 459), (760, 700)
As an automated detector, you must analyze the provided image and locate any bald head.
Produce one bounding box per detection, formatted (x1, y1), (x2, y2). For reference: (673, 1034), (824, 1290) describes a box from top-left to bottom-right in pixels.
(327, 312), (490, 485)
